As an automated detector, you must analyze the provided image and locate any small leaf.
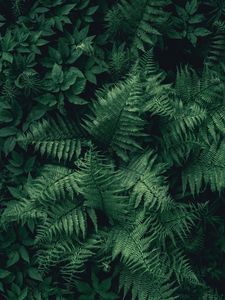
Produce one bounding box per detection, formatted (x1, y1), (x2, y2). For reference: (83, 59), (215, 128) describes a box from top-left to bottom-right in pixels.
(0, 127), (18, 137)
(18, 288), (28, 300)
(19, 246), (30, 263)
(28, 268), (43, 281)
(188, 14), (204, 24)
(85, 71), (97, 84)
(0, 269), (11, 279)
(7, 251), (20, 267)
(185, 0), (198, 15)
(2, 52), (13, 63)
(194, 27), (211, 36)
(52, 63), (64, 83)
(68, 95), (88, 105)
(55, 4), (76, 15)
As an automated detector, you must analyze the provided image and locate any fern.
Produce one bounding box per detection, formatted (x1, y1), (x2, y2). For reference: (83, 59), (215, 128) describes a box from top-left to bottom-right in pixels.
(119, 266), (178, 300)
(84, 76), (145, 161)
(37, 237), (99, 281)
(182, 141), (225, 194)
(110, 221), (163, 277)
(75, 150), (128, 220)
(106, 0), (171, 54)
(35, 202), (88, 242)
(19, 114), (85, 162)
(119, 151), (172, 212)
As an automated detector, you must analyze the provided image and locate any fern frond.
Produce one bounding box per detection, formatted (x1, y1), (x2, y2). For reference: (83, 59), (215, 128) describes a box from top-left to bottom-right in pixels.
(146, 202), (205, 245)
(205, 21), (225, 68)
(61, 237), (100, 284)
(76, 150), (128, 220)
(119, 266), (178, 300)
(19, 114), (85, 162)
(202, 288), (225, 300)
(1, 198), (46, 226)
(84, 76), (145, 161)
(37, 237), (99, 281)
(120, 151), (172, 212)
(110, 221), (163, 276)
(182, 141), (225, 194)
(35, 202), (88, 243)
(162, 248), (199, 285)
(25, 165), (79, 204)
(108, 0), (171, 54)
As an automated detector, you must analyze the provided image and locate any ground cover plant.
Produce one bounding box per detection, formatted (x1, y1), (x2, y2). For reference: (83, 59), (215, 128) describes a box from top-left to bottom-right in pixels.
(1, 0), (225, 299)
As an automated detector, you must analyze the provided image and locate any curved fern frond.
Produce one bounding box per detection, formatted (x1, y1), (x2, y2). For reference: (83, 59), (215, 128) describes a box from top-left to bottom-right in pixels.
(162, 248), (199, 285)
(19, 114), (85, 162)
(25, 165), (79, 204)
(35, 201), (89, 243)
(61, 237), (100, 284)
(37, 237), (99, 281)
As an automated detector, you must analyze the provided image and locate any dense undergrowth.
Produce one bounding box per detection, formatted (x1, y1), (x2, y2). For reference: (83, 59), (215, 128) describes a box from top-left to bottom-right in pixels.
(1, 0), (225, 299)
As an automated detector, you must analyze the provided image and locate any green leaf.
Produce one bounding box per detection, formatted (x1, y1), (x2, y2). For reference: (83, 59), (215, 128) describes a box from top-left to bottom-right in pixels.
(67, 95), (88, 105)
(28, 268), (43, 281)
(86, 6), (98, 15)
(76, 281), (93, 294)
(24, 156), (36, 172)
(6, 251), (20, 267)
(2, 52), (13, 63)
(185, 0), (198, 15)
(85, 71), (97, 84)
(19, 246), (30, 263)
(52, 63), (64, 83)
(3, 137), (16, 155)
(55, 4), (76, 15)
(188, 14), (204, 24)
(0, 127), (18, 137)
(18, 288), (28, 300)
(0, 269), (11, 279)
(194, 27), (211, 36)
(36, 93), (57, 107)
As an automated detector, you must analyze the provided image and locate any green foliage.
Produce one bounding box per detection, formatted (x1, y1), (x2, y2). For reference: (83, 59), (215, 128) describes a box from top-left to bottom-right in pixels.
(1, 0), (225, 299)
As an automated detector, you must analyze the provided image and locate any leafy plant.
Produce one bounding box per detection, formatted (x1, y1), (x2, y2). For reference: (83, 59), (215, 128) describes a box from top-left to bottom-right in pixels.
(1, 0), (225, 299)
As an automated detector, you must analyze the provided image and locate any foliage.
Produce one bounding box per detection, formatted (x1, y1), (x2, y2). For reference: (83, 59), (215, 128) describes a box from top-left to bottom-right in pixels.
(1, 0), (225, 300)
